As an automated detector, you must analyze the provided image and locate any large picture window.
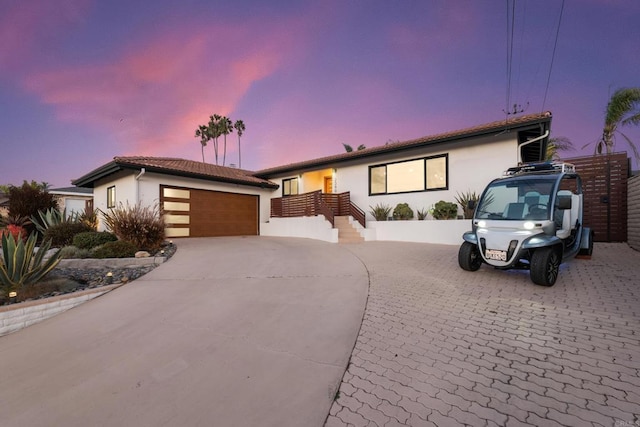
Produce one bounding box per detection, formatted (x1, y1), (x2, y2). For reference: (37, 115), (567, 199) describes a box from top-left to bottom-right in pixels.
(369, 154), (448, 195)
(107, 186), (116, 208)
(282, 178), (299, 196)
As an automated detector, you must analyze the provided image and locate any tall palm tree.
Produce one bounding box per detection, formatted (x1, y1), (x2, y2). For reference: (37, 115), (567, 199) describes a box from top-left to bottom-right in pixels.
(597, 87), (640, 160)
(219, 116), (233, 166)
(545, 136), (573, 161)
(208, 114), (222, 165)
(195, 124), (209, 162)
(234, 119), (246, 168)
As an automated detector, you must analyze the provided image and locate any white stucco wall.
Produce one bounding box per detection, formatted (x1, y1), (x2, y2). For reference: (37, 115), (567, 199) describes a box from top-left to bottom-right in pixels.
(367, 219), (470, 245)
(334, 134), (517, 221)
(92, 171), (274, 232)
(261, 216), (339, 242)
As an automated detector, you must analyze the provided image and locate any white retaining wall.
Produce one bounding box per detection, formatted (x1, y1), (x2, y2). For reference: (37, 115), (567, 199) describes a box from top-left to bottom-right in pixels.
(0, 286), (118, 337)
(261, 216), (339, 243)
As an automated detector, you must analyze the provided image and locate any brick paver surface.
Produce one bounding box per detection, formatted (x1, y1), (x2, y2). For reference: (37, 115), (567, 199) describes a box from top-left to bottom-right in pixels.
(326, 242), (640, 427)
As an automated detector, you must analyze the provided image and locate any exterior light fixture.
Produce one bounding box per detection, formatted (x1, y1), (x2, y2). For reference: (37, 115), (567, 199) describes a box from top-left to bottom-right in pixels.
(106, 272), (113, 284)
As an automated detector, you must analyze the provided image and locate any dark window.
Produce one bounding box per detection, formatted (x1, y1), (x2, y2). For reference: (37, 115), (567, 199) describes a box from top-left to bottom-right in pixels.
(369, 154), (448, 195)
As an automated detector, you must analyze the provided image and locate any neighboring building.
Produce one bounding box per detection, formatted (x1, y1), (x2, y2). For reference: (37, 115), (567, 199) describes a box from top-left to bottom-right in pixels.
(49, 187), (94, 216)
(72, 112), (552, 243)
(0, 191), (8, 218)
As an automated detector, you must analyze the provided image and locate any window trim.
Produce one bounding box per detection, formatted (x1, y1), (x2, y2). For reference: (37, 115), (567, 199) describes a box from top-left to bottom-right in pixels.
(368, 154), (448, 195)
(107, 186), (116, 208)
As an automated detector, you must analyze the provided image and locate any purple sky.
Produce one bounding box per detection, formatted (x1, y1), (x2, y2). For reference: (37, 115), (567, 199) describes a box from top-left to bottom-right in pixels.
(1, 0), (639, 188)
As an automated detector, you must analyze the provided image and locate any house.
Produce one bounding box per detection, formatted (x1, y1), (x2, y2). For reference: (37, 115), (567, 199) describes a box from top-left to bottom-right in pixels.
(72, 112), (552, 244)
(49, 187), (94, 216)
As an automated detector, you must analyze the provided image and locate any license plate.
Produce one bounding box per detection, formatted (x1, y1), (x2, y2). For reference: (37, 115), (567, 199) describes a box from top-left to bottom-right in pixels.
(485, 249), (507, 261)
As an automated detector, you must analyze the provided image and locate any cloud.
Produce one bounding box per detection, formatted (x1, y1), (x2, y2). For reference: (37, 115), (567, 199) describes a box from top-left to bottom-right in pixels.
(0, 0), (90, 73)
(21, 13), (308, 162)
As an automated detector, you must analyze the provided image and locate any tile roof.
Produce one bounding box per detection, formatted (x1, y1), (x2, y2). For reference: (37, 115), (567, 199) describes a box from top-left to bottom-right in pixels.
(254, 112), (552, 177)
(73, 157), (279, 189)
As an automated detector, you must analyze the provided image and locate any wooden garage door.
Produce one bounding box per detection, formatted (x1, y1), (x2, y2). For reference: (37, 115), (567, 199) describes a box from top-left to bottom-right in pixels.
(161, 185), (259, 238)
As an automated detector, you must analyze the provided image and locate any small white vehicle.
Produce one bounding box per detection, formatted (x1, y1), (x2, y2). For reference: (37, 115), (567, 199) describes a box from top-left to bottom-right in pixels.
(458, 161), (594, 286)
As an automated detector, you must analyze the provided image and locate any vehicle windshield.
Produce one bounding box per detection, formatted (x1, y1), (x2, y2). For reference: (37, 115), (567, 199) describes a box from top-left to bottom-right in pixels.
(476, 177), (556, 220)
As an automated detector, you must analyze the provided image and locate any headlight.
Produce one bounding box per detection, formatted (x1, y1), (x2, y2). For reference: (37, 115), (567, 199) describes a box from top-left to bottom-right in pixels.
(523, 221), (535, 230)
(477, 220), (487, 228)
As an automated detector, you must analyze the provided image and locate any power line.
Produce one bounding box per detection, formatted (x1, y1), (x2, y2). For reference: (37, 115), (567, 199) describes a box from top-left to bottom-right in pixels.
(541, 0), (565, 112)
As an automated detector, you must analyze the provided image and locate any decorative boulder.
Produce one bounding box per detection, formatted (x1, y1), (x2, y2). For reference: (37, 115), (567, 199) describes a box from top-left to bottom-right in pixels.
(135, 251), (151, 258)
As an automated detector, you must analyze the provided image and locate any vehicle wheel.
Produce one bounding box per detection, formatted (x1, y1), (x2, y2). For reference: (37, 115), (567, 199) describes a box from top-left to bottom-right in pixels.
(579, 229), (594, 256)
(530, 247), (561, 286)
(458, 242), (482, 271)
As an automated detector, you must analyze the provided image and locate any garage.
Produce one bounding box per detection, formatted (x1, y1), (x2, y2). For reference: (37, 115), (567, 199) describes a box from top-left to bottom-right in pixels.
(161, 185), (259, 238)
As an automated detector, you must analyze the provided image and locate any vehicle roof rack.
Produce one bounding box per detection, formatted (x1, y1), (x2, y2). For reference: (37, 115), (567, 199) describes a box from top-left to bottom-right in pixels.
(503, 161), (575, 176)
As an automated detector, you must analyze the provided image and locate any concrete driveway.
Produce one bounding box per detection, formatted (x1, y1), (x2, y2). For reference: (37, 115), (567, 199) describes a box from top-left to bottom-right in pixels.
(326, 242), (640, 427)
(0, 237), (369, 427)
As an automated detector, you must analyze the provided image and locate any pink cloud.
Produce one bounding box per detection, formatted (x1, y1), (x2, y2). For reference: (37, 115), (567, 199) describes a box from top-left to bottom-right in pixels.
(22, 15), (307, 163)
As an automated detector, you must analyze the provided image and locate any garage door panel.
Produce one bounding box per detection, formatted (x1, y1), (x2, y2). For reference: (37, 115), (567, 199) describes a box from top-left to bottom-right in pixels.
(161, 185), (258, 237)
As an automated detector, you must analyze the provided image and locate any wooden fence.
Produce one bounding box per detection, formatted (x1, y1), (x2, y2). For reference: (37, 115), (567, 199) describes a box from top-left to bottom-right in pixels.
(271, 191), (366, 228)
(564, 153), (629, 242)
(628, 175), (640, 250)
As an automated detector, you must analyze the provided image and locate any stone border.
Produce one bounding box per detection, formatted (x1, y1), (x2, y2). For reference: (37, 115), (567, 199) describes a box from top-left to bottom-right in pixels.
(57, 256), (165, 269)
(0, 283), (124, 337)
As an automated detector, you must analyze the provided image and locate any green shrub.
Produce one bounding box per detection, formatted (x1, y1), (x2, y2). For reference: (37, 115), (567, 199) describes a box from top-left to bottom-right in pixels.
(368, 203), (392, 221)
(431, 200), (459, 220)
(91, 240), (138, 259)
(0, 232), (62, 299)
(43, 222), (94, 247)
(58, 246), (93, 259)
(73, 231), (117, 250)
(417, 208), (429, 220)
(101, 202), (165, 251)
(393, 203), (414, 220)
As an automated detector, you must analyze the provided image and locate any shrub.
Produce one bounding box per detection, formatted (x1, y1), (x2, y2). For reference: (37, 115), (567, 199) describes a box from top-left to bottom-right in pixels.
(369, 203), (392, 221)
(43, 222), (94, 247)
(417, 208), (429, 220)
(58, 246), (92, 259)
(0, 232), (61, 299)
(73, 231), (117, 250)
(78, 207), (98, 231)
(393, 203), (414, 220)
(91, 240), (138, 259)
(6, 181), (57, 235)
(431, 200), (459, 220)
(101, 202), (165, 251)
(454, 190), (481, 219)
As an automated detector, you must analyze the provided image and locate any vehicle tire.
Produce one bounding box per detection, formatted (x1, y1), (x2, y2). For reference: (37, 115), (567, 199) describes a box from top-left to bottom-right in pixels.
(530, 247), (561, 286)
(458, 242), (482, 271)
(578, 229), (594, 256)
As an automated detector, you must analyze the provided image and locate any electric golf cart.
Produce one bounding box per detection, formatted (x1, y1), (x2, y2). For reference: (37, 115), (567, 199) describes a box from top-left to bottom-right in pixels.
(458, 161), (594, 286)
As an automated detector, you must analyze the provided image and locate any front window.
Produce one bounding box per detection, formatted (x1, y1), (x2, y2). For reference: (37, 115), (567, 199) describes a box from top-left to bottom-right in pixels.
(369, 154), (448, 195)
(476, 177), (555, 220)
(107, 186), (116, 208)
(282, 178), (299, 196)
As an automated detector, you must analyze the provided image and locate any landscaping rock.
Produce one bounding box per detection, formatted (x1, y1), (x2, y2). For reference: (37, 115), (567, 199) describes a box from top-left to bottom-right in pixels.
(135, 251), (151, 258)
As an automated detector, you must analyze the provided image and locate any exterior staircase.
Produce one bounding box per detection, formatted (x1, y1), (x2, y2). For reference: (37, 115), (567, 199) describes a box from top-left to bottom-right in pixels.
(335, 216), (364, 243)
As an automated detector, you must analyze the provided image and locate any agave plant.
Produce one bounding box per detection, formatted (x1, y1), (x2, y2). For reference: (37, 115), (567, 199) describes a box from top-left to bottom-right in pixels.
(0, 232), (62, 298)
(30, 208), (64, 235)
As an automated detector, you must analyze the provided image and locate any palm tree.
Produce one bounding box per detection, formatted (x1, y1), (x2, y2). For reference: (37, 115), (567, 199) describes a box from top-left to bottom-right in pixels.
(219, 116), (233, 166)
(545, 136), (574, 161)
(207, 114), (222, 165)
(342, 143), (366, 152)
(195, 125), (209, 162)
(234, 120), (246, 168)
(597, 87), (640, 159)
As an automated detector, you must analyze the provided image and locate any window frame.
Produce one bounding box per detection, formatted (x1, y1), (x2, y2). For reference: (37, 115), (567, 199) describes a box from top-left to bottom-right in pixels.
(282, 177), (299, 196)
(368, 154), (448, 196)
(106, 186), (116, 208)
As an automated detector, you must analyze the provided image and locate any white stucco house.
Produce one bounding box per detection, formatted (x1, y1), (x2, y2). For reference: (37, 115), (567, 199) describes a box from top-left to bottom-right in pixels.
(49, 187), (94, 216)
(72, 112), (552, 244)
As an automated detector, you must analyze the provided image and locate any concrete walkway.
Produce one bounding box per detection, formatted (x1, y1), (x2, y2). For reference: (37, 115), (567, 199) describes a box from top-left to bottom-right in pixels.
(0, 237), (369, 427)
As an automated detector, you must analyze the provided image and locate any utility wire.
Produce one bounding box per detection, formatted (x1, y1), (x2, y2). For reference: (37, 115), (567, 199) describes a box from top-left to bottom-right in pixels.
(541, 0), (565, 112)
